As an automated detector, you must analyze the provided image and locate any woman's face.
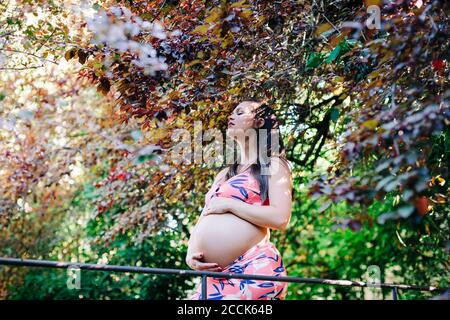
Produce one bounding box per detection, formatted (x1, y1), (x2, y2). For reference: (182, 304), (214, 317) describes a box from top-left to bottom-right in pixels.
(226, 101), (260, 137)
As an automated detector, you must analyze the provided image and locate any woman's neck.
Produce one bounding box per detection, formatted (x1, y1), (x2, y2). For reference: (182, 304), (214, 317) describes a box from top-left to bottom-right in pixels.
(235, 135), (258, 166)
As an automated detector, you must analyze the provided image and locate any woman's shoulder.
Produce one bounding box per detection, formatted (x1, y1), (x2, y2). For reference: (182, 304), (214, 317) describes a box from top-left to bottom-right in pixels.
(213, 166), (230, 185)
(269, 155), (292, 174)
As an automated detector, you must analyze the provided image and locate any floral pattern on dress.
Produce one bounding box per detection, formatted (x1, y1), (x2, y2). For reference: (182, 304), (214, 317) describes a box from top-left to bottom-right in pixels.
(209, 170), (270, 206)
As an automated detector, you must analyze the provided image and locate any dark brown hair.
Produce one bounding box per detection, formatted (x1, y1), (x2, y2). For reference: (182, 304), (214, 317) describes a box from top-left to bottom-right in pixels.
(224, 102), (291, 202)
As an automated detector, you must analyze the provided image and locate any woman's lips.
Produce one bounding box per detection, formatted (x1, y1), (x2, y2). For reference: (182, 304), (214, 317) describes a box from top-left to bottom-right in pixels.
(228, 121), (234, 127)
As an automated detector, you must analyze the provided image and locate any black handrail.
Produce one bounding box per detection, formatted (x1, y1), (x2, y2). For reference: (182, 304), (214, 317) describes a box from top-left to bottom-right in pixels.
(0, 257), (446, 300)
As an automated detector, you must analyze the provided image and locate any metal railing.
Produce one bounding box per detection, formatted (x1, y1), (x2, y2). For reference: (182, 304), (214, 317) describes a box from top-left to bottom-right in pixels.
(0, 257), (446, 300)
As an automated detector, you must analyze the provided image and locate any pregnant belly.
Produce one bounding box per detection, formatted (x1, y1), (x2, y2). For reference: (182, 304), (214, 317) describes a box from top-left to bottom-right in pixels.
(192, 213), (267, 268)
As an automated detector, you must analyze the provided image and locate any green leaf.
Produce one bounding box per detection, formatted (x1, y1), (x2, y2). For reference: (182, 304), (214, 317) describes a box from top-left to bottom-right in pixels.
(330, 107), (340, 122)
(305, 52), (324, 70)
(134, 154), (156, 165)
(325, 45), (341, 63)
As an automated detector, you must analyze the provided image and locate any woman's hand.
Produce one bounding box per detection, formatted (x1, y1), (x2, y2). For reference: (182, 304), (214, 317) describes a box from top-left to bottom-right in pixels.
(185, 251), (223, 272)
(202, 197), (233, 216)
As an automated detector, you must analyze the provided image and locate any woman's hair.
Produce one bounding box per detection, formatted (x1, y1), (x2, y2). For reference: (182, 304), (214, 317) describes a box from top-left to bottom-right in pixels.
(224, 101), (291, 203)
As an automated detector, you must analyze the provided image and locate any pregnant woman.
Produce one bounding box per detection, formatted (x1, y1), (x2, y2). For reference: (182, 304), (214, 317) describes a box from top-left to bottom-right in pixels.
(185, 101), (293, 300)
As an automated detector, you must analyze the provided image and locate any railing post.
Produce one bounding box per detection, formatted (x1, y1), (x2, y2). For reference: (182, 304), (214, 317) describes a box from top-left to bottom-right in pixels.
(391, 287), (398, 300)
(201, 274), (207, 300)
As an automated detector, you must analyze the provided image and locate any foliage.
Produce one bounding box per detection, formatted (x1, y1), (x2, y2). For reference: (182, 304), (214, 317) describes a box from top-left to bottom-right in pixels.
(0, 0), (448, 299)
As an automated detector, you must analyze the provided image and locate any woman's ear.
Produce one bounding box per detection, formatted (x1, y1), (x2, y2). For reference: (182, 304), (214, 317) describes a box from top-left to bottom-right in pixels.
(255, 118), (265, 128)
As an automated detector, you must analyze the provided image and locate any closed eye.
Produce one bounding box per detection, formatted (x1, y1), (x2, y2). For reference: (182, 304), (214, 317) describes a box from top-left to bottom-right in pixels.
(235, 107), (244, 115)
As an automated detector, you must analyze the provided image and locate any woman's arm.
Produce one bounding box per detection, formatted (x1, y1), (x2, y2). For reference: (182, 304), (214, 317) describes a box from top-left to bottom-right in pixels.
(203, 158), (292, 230)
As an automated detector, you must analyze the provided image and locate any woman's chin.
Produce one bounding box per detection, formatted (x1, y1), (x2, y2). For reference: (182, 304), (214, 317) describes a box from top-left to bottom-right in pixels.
(226, 127), (240, 137)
